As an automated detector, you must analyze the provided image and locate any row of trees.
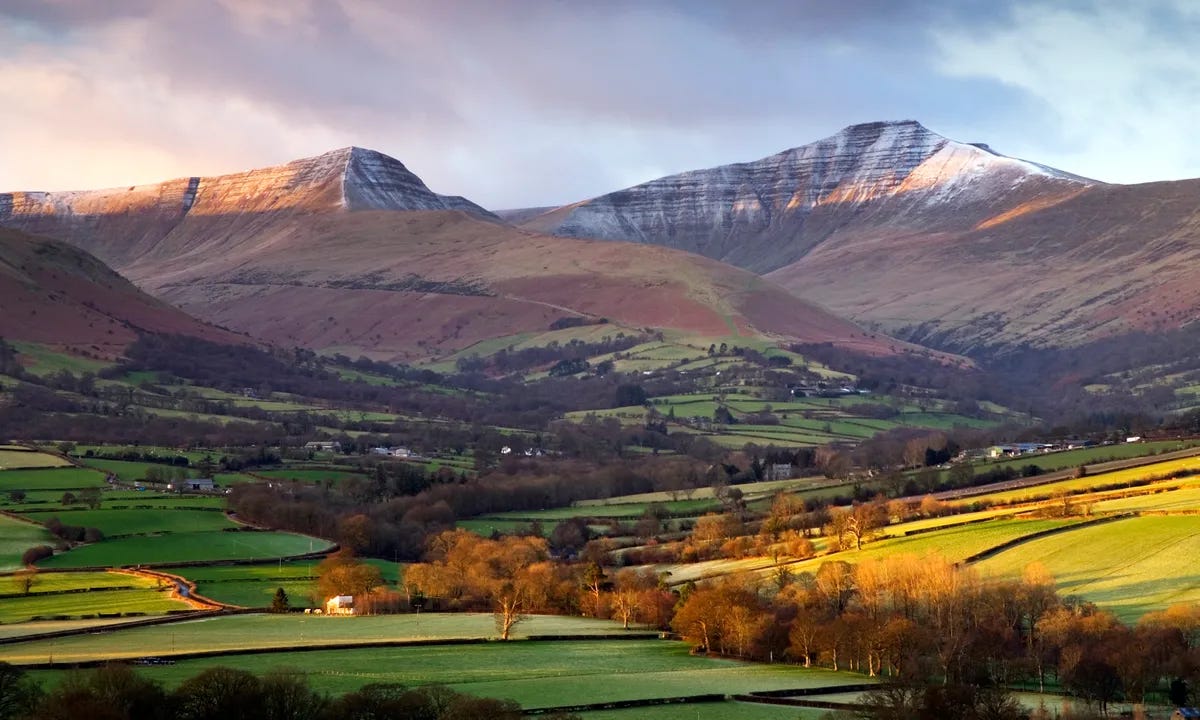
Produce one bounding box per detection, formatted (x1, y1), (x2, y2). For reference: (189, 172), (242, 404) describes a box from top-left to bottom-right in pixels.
(0, 661), (582, 720)
(668, 555), (1200, 712)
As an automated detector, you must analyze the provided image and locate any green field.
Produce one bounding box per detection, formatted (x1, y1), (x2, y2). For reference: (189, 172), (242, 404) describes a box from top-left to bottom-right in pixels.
(974, 456), (1200, 505)
(253, 468), (367, 483)
(0, 514), (53, 571)
(77, 458), (193, 482)
(0, 467), (108, 491)
(21, 508), (236, 536)
(655, 517), (1080, 586)
(0, 450), (70, 470)
(13, 633), (864, 708)
(0, 571), (190, 623)
(176, 558), (402, 608)
(10, 342), (111, 376)
(37, 530), (329, 568)
(0, 614), (648, 664)
(975, 515), (1200, 621)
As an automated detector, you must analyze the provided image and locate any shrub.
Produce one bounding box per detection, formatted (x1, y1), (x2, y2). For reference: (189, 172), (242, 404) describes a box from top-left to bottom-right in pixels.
(20, 545), (53, 566)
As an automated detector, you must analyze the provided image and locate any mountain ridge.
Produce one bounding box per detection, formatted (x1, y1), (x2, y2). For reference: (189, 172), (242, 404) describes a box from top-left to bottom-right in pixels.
(0, 150), (915, 362)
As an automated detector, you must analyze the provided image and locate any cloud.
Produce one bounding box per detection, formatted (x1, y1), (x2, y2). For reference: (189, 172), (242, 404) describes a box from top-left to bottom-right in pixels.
(933, 1), (1200, 183)
(0, 1), (1194, 207)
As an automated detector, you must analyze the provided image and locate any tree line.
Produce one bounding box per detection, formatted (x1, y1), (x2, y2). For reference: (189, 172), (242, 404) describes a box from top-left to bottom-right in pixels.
(0, 661), (583, 720)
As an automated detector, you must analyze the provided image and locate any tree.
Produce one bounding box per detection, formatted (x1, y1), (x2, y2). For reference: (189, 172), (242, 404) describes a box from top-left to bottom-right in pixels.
(0, 662), (40, 720)
(79, 487), (102, 510)
(271, 587), (290, 614)
(60, 492), (76, 506)
(173, 667), (263, 720)
(12, 569), (36, 596)
(614, 384), (648, 407)
(315, 550), (383, 602)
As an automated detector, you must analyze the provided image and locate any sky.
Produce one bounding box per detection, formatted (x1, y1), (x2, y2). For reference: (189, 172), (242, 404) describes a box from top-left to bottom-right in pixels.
(2, 0), (1199, 209)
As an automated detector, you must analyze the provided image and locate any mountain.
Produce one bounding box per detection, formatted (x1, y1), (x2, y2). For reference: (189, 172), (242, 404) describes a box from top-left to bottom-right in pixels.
(519, 120), (1200, 351)
(0, 149), (908, 362)
(0, 227), (244, 358)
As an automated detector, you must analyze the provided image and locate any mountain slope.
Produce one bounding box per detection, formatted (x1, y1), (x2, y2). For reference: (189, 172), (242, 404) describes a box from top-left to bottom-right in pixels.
(0, 227), (245, 358)
(0, 150), (910, 362)
(522, 120), (1200, 351)
(522, 120), (1094, 274)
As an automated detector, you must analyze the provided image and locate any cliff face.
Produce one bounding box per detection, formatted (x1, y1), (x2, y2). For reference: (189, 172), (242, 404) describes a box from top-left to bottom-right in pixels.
(522, 120), (1095, 274)
(0, 147), (494, 269)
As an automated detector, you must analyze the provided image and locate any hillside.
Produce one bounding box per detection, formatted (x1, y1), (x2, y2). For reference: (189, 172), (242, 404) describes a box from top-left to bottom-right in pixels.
(0, 227), (244, 358)
(0, 150), (907, 362)
(521, 120), (1200, 351)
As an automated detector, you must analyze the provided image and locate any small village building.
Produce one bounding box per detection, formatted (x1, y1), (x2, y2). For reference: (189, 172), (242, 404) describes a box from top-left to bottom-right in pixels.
(325, 595), (355, 615)
(370, 447), (391, 455)
(767, 463), (794, 481)
(304, 441), (342, 452)
(390, 447), (412, 458)
(168, 478), (215, 492)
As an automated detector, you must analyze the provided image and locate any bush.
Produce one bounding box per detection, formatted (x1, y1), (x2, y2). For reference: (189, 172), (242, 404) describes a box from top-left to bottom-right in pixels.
(20, 545), (53, 566)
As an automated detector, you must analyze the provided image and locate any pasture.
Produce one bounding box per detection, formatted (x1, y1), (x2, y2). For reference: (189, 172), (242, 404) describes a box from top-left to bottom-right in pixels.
(972, 456), (1200, 505)
(0, 468), (107, 491)
(0, 450), (70, 470)
(0, 571), (190, 623)
(975, 515), (1200, 621)
(12, 633), (865, 707)
(253, 468), (367, 483)
(176, 558), (401, 608)
(37, 530), (328, 568)
(77, 458), (193, 482)
(0, 514), (53, 571)
(0, 614), (649, 664)
(20, 508), (236, 536)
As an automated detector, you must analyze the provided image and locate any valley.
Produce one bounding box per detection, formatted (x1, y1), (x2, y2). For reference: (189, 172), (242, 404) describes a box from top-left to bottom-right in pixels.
(1, 110), (1198, 720)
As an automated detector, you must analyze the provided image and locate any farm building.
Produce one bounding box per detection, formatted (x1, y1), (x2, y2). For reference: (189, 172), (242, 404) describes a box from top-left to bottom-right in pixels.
(325, 595), (354, 615)
(767, 463), (794, 480)
(304, 441), (342, 452)
(987, 443), (1054, 458)
(167, 478), (215, 492)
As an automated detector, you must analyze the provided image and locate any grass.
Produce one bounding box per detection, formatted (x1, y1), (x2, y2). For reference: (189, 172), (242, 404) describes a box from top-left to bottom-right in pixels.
(0, 571), (190, 623)
(175, 559), (402, 608)
(0, 450), (70, 470)
(654, 517), (1080, 586)
(970, 456), (1200, 505)
(974, 515), (1200, 621)
(576, 703), (830, 720)
(14, 634), (866, 705)
(10, 342), (111, 376)
(77, 459), (193, 482)
(979, 440), (1200, 476)
(20, 508), (236, 536)
(0, 468), (108, 491)
(253, 469), (367, 483)
(0, 515), (53, 571)
(0, 614), (649, 664)
(37, 530), (329, 568)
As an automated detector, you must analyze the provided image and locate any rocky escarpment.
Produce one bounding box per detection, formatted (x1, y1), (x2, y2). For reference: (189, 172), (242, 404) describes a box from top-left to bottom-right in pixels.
(0, 147), (494, 269)
(522, 120), (1095, 273)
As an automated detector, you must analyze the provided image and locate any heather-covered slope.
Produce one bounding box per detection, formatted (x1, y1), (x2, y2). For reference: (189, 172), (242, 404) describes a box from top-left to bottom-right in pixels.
(0, 228), (244, 358)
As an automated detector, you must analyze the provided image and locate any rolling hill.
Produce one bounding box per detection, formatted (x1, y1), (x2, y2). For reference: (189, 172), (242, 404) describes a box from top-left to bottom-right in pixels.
(0, 227), (245, 358)
(520, 120), (1200, 353)
(0, 149), (909, 362)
